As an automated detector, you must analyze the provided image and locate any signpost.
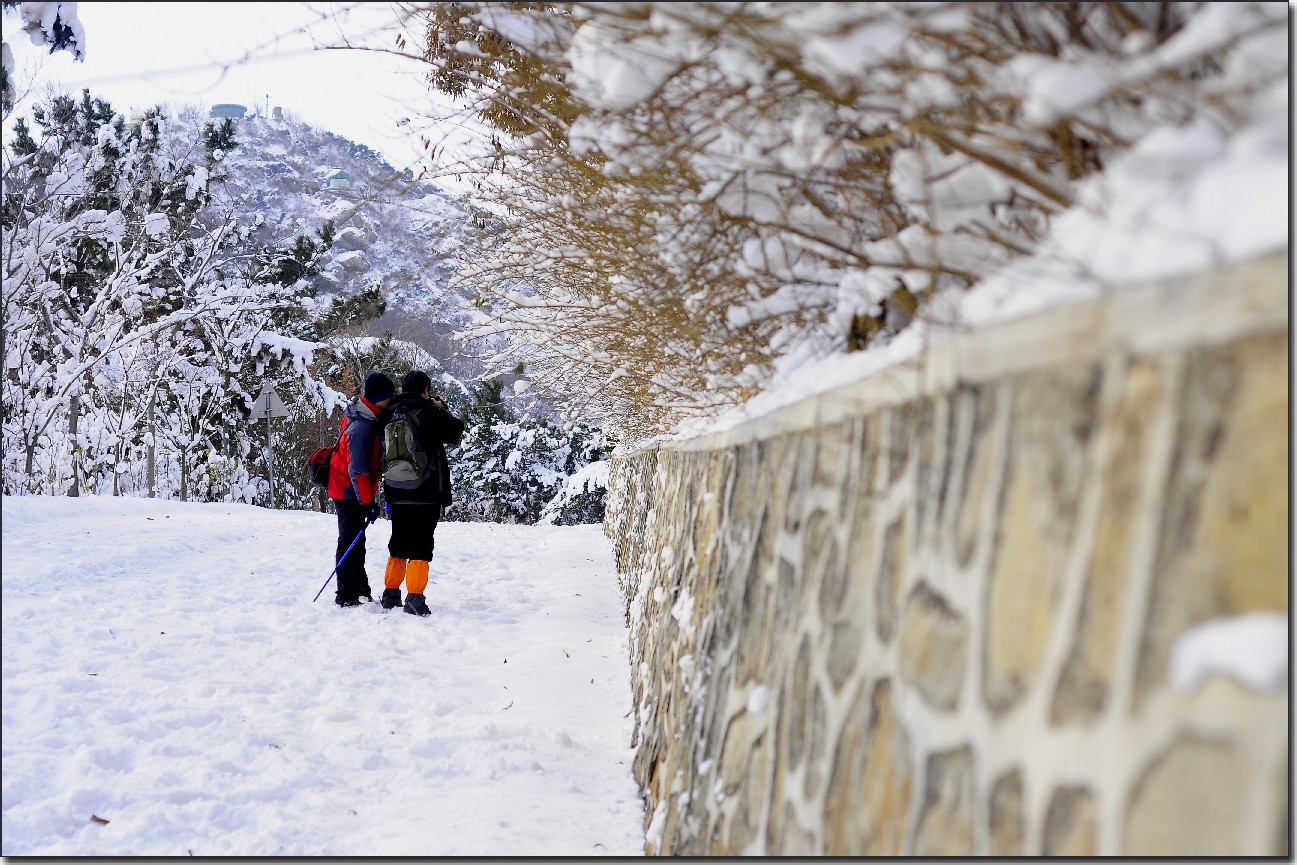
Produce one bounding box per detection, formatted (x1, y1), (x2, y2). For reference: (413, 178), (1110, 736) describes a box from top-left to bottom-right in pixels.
(250, 385), (290, 507)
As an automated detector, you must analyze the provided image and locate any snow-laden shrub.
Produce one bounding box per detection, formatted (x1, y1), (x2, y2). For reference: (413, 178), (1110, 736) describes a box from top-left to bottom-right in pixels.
(446, 379), (610, 525)
(408, 1), (1288, 443)
(538, 460), (609, 526)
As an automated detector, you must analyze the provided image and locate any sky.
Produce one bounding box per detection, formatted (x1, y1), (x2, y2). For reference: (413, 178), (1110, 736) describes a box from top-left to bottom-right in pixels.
(5, 2), (462, 174)
(1, 493), (647, 856)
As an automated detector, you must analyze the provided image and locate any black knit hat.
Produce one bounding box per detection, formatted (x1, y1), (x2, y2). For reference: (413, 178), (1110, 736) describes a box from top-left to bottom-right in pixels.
(363, 372), (396, 403)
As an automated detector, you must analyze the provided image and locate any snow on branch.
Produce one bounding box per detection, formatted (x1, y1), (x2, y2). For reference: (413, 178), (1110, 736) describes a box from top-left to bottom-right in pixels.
(401, 1), (1286, 443)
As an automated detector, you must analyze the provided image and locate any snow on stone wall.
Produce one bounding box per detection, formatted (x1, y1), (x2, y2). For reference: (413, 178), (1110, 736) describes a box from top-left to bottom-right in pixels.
(605, 252), (1288, 856)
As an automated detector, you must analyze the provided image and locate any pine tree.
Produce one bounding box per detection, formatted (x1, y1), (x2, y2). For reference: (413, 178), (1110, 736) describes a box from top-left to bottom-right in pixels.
(447, 379), (609, 524)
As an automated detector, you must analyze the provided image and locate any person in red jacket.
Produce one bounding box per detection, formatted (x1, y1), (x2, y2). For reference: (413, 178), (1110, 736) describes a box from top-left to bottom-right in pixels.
(327, 371), (395, 606)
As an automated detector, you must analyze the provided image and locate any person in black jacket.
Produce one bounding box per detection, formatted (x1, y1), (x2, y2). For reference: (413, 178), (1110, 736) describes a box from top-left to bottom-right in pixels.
(380, 369), (466, 615)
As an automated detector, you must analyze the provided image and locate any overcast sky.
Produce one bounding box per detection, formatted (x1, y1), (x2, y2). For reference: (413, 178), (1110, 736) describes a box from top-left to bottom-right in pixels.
(5, 2), (464, 173)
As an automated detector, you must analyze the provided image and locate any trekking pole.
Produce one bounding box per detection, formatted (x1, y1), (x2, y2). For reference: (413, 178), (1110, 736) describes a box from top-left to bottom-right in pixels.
(313, 524), (368, 602)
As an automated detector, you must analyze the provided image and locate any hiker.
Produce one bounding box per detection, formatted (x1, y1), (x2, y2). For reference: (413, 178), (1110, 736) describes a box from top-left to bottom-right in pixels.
(327, 371), (396, 606)
(380, 369), (465, 616)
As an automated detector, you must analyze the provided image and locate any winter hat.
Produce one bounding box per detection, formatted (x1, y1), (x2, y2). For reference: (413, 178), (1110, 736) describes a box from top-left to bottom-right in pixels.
(363, 372), (396, 403)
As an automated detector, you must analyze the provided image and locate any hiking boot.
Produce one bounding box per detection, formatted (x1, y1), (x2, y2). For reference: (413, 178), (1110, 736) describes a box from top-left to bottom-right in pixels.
(403, 593), (431, 616)
(380, 588), (403, 609)
(336, 596), (362, 607)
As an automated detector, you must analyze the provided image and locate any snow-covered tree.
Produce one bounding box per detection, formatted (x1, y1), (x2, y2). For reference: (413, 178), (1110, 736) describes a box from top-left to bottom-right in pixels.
(396, 1), (1287, 441)
(1, 1), (85, 109)
(447, 378), (610, 524)
(1, 88), (333, 501)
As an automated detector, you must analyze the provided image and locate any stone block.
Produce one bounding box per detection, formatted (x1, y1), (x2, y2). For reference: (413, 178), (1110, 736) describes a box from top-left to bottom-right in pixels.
(1136, 335), (1288, 704)
(1123, 735), (1248, 855)
(898, 582), (969, 711)
(779, 635), (815, 772)
(953, 384), (1000, 567)
(806, 508), (843, 621)
(769, 801), (817, 855)
(735, 554), (771, 688)
(813, 419), (852, 490)
(823, 680), (914, 855)
(782, 435), (818, 535)
(1042, 785), (1098, 855)
(825, 620), (864, 693)
(773, 556), (801, 635)
(914, 397), (945, 545)
(875, 514), (907, 643)
(912, 746), (975, 856)
(987, 769), (1024, 855)
(886, 403), (915, 484)
(742, 727), (773, 850)
(802, 682), (828, 802)
(981, 448), (1053, 713)
(1052, 359), (1162, 724)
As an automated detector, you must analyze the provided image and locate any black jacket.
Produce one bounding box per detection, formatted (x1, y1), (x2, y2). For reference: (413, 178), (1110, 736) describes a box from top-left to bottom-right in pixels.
(382, 393), (465, 506)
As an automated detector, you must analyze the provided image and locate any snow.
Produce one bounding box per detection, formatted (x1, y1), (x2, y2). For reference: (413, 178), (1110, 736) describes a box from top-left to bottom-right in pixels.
(1016, 3), (1285, 127)
(1, 494), (646, 856)
(567, 18), (680, 112)
(142, 212), (169, 238)
(669, 586), (695, 636)
(331, 249), (364, 267)
(659, 33), (1288, 446)
(250, 331), (324, 360)
(643, 802), (667, 849)
(1168, 612), (1289, 693)
(4, 2), (85, 63)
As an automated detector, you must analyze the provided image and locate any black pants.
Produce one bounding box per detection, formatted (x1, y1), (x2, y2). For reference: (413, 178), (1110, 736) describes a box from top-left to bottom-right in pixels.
(388, 502), (441, 561)
(333, 498), (372, 602)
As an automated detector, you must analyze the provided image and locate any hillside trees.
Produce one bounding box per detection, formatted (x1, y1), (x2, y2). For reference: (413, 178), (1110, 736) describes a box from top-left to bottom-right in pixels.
(0, 72), (613, 521)
(1, 88), (337, 501)
(396, 1), (1287, 440)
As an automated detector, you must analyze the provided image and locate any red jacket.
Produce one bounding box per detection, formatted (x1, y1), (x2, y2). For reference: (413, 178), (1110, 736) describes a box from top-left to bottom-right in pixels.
(327, 397), (387, 504)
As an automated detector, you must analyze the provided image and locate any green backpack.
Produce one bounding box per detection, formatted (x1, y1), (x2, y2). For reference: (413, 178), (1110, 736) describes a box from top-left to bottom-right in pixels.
(382, 404), (432, 489)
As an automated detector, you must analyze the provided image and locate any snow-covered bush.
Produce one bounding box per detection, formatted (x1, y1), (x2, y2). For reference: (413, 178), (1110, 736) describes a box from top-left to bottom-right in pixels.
(538, 460), (609, 526)
(401, 1), (1288, 442)
(446, 379), (611, 525)
(1, 2), (85, 109)
(1, 88), (334, 502)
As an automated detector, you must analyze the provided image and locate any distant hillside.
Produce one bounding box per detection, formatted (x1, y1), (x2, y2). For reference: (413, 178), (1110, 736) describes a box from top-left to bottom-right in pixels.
(173, 105), (488, 383)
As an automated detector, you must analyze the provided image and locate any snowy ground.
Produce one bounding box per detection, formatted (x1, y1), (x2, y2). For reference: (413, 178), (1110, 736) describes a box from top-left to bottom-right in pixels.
(1, 495), (646, 856)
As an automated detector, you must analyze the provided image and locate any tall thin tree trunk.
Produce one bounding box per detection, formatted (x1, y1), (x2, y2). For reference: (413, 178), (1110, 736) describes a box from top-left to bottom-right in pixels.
(67, 392), (80, 497)
(147, 394), (157, 498)
(113, 388), (128, 496)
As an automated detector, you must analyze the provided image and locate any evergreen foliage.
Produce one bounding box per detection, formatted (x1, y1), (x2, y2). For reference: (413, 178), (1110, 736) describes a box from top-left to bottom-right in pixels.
(445, 379), (610, 525)
(1, 1), (86, 109)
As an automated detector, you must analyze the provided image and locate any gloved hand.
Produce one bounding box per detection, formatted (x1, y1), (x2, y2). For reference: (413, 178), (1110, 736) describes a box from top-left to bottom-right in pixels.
(364, 502), (381, 524)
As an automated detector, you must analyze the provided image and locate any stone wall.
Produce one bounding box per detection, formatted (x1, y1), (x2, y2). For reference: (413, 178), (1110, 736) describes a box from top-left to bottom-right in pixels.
(604, 254), (1288, 856)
